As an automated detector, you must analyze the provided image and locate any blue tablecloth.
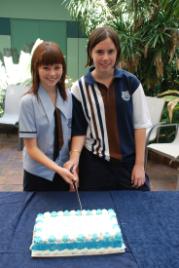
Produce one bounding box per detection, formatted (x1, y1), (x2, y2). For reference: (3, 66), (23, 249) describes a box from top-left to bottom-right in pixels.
(0, 191), (179, 268)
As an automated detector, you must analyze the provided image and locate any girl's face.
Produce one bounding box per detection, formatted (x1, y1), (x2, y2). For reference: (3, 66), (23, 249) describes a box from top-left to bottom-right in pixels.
(91, 37), (117, 76)
(38, 63), (63, 91)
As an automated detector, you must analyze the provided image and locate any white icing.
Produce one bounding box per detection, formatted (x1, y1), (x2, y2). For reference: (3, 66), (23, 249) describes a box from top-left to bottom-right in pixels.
(36, 211), (120, 242)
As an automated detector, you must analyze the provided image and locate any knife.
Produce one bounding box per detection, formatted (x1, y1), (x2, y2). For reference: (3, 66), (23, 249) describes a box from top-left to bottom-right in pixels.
(70, 166), (83, 211)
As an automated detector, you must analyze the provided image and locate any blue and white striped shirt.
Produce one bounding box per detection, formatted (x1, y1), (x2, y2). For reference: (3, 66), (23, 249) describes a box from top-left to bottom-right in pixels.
(71, 68), (151, 160)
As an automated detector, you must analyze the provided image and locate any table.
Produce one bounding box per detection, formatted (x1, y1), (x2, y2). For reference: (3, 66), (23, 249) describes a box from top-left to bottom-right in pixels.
(0, 191), (179, 268)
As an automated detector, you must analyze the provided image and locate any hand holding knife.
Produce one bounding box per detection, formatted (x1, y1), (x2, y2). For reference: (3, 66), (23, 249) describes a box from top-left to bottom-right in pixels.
(70, 166), (83, 211)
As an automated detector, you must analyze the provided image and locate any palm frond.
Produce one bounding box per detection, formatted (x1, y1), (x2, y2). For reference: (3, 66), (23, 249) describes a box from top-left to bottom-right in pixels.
(62, 0), (179, 93)
(62, 0), (113, 34)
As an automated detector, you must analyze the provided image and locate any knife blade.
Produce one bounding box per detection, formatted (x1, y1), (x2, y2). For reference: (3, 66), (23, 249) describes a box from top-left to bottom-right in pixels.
(70, 166), (83, 211)
(72, 181), (83, 211)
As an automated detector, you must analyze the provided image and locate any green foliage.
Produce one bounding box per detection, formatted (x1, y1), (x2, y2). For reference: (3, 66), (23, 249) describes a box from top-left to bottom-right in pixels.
(62, 0), (179, 94)
(62, 0), (112, 34)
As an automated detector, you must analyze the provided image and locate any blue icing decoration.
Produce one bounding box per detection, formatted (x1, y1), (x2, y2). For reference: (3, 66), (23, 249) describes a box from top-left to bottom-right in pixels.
(36, 219), (43, 224)
(32, 238), (123, 251)
(34, 236), (42, 244)
(114, 233), (121, 240)
(76, 210), (81, 216)
(49, 244), (57, 251)
(62, 235), (69, 242)
(91, 234), (98, 242)
(64, 210), (70, 216)
(104, 232), (110, 240)
(37, 213), (43, 218)
(51, 211), (58, 217)
(96, 209), (102, 215)
(108, 209), (115, 216)
(113, 224), (120, 229)
(48, 236), (56, 243)
(86, 210), (92, 215)
(36, 214), (44, 222)
(77, 234), (85, 242)
(34, 227), (41, 232)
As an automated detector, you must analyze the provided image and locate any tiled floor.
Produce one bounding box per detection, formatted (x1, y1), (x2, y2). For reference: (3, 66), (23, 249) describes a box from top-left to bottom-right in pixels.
(0, 132), (23, 191)
(0, 132), (178, 191)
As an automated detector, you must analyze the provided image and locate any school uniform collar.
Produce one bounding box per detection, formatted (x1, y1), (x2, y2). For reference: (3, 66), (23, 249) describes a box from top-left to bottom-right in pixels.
(84, 66), (124, 85)
(38, 85), (69, 122)
(56, 89), (70, 119)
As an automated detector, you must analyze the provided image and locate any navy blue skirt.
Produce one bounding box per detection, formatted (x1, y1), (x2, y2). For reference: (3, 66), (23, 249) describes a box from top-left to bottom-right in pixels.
(79, 148), (150, 191)
(23, 170), (69, 191)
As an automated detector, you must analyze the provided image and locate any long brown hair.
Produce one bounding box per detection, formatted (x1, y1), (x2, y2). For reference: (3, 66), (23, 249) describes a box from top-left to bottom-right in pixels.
(86, 26), (121, 67)
(31, 41), (67, 100)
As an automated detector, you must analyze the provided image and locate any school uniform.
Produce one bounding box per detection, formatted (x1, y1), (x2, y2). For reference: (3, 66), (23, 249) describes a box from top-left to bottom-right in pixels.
(71, 67), (152, 191)
(19, 85), (72, 191)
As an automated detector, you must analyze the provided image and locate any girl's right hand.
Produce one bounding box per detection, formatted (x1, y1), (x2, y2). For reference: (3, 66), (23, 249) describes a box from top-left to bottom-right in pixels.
(64, 161), (79, 191)
(57, 166), (76, 186)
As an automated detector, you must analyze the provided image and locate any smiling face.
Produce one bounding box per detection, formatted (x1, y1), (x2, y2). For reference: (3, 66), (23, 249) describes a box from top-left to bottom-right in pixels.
(90, 37), (117, 77)
(38, 64), (63, 91)
(31, 42), (66, 97)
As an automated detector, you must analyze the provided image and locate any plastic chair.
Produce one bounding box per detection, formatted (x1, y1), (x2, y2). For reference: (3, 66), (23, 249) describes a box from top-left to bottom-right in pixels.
(146, 96), (165, 142)
(0, 84), (27, 126)
(0, 84), (28, 150)
(146, 123), (179, 189)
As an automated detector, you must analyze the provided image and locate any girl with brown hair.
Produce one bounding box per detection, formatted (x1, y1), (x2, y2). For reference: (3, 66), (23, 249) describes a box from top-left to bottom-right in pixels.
(19, 41), (76, 191)
(65, 26), (151, 191)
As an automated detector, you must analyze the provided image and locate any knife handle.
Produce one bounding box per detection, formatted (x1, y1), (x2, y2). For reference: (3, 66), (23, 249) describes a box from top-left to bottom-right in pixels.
(70, 166), (74, 173)
(70, 166), (77, 191)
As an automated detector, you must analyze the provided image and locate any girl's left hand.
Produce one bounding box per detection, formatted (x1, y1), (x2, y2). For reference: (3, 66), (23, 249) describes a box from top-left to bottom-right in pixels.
(131, 164), (145, 188)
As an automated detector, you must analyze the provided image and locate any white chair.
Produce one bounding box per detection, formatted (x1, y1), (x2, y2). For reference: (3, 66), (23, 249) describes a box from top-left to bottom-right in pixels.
(0, 84), (28, 150)
(146, 96), (165, 142)
(0, 84), (27, 127)
(146, 123), (179, 189)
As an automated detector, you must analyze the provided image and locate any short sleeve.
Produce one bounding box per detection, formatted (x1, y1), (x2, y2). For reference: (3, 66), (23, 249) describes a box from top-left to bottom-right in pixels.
(19, 94), (37, 138)
(132, 84), (152, 129)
